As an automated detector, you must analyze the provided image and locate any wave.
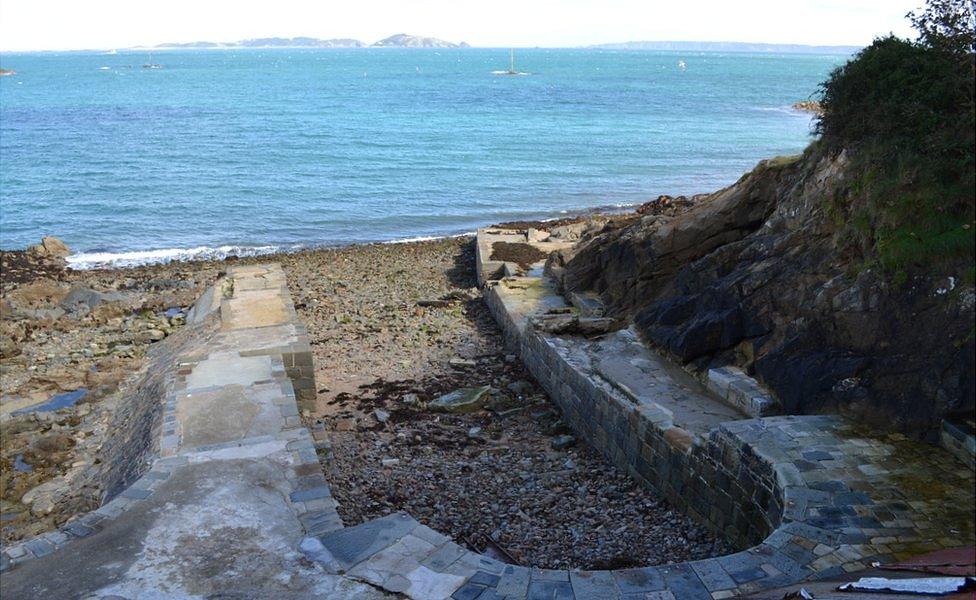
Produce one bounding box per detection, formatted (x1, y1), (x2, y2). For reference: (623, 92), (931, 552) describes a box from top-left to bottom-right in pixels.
(66, 244), (289, 269)
(381, 231), (475, 245)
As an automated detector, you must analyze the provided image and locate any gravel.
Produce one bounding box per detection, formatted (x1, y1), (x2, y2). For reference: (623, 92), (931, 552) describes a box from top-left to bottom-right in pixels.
(278, 237), (732, 570)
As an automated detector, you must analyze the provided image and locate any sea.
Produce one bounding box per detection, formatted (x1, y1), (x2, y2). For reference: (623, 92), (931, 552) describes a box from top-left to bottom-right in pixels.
(0, 48), (848, 268)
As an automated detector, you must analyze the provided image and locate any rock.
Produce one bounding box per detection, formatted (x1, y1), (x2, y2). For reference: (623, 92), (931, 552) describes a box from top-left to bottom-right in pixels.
(506, 380), (534, 397)
(22, 478), (66, 516)
(374, 409), (390, 424)
(559, 147), (975, 436)
(449, 357), (477, 368)
(532, 313), (578, 334)
(335, 418), (357, 431)
(569, 292), (606, 318)
(548, 221), (596, 241)
(550, 434), (576, 450)
(531, 313), (614, 335)
(381, 458), (400, 467)
(792, 100), (822, 114)
(27, 236), (70, 259)
(467, 426), (482, 438)
(428, 386), (492, 413)
(577, 317), (615, 335)
(132, 329), (166, 344)
(60, 285), (128, 313)
(401, 393), (419, 405)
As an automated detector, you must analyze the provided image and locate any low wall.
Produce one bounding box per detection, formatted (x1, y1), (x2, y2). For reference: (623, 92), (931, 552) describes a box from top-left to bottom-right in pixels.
(487, 281), (779, 548)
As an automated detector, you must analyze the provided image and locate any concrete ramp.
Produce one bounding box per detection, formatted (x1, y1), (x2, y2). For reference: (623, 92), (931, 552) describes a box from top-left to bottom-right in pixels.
(0, 265), (384, 600)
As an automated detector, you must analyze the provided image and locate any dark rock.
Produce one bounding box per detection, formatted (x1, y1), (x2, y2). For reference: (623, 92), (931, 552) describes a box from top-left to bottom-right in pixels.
(561, 147), (975, 437)
(550, 434), (576, 450)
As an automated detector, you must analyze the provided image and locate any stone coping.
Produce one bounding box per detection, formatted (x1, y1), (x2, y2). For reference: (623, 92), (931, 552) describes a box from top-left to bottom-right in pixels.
(0, 264), (340, 586)
(299, 232), (972, 599)
(941, 417), (975, 471)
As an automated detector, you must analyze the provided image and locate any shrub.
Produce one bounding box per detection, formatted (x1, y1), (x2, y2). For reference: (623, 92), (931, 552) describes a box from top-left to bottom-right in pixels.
(815, 1), (975, 276)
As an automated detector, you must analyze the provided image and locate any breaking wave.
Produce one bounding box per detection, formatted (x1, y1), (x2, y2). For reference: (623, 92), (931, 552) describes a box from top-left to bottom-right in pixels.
(66, 244), (290, 269)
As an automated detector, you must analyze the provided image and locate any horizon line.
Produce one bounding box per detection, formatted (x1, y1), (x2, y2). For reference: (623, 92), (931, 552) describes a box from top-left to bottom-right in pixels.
(0, 38), (865, 54)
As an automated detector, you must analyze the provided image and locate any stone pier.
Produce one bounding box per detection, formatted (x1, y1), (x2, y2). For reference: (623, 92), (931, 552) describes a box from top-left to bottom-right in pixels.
(0, 265), (382, 599)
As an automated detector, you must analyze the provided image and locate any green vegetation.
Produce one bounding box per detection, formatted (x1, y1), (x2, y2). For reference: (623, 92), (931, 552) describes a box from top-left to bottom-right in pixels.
(816, 0), (975, 280)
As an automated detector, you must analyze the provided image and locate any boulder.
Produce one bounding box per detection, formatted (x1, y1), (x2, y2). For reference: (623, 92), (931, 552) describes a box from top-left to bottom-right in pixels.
(60, 285), (129, 313)
(27, 236), (70, 259)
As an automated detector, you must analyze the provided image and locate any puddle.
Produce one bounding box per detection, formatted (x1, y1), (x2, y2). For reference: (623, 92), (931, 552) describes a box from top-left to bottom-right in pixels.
(12, 388), (88, 415)
(13, 454), (33, 472)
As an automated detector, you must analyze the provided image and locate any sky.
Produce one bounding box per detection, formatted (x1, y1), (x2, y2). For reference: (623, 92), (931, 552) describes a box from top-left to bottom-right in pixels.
(0, 0), (921, 52)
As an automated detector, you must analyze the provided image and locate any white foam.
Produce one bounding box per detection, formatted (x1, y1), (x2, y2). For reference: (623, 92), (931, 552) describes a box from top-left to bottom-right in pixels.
(381, 231), (475, 245)
(66, 244), (284, 269)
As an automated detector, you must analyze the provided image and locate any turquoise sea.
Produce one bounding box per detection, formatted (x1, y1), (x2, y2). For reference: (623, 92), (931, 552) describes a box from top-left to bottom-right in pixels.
(0, 48), (846, 267)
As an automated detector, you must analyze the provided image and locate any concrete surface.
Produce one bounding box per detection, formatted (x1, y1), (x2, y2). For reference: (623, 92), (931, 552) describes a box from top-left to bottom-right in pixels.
(1, 264), (387, 600)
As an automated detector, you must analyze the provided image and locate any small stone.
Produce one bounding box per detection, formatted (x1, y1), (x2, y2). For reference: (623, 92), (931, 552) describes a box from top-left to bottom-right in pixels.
(381, 458), (400, 467)
(374, 409), (390, 424)
(468, 427), (482, 438)
(401, 393), (419, 405)
(335, 418), (357, 431)
(428, 386), (492, 414)
(449, 357), (477, 368)
(550, 435), (576, 450)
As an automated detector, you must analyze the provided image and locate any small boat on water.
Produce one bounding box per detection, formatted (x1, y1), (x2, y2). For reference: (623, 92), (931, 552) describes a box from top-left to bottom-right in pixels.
(678, 60), (687, 71)
(142, 52), (163, 69)
(493, 49), (528, 75)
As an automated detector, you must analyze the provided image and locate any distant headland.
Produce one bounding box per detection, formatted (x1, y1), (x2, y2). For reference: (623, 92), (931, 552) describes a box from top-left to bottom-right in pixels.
(150, 34), (469, 50)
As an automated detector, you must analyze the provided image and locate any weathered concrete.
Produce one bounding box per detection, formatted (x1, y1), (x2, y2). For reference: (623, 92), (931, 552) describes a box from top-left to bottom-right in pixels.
(0, 264), (384, 599)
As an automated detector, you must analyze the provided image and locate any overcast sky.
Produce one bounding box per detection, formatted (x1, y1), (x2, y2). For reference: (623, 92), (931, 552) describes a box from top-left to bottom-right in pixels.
(0, 0), (921, 52)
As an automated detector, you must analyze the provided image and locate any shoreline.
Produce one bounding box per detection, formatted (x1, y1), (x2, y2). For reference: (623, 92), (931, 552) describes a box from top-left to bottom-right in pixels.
(0, 232), (730, 568)
(18, 202), (644, 271)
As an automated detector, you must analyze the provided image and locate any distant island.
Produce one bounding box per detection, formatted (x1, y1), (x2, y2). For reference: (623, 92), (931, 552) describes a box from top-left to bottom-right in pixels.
(372, 34), (469, 49)
(589, 40), (861, 54)
(152, 34), (468, 50)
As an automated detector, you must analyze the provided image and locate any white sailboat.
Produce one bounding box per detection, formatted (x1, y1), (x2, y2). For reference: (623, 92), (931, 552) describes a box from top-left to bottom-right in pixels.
(493, 49), (527, 75)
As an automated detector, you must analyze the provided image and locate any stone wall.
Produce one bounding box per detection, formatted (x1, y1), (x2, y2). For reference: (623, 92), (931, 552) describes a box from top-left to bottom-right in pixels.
(487, 282), (781, 549)
(97, 317), (218, 501)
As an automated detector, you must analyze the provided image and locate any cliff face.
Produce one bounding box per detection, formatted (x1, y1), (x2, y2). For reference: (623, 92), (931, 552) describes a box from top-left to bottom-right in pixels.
(561, 147), (975, 437)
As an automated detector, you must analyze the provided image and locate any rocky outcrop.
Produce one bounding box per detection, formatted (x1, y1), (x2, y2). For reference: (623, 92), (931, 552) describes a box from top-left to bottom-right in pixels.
(27, 236), (70, 260)
(561, 147), (975, 438)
